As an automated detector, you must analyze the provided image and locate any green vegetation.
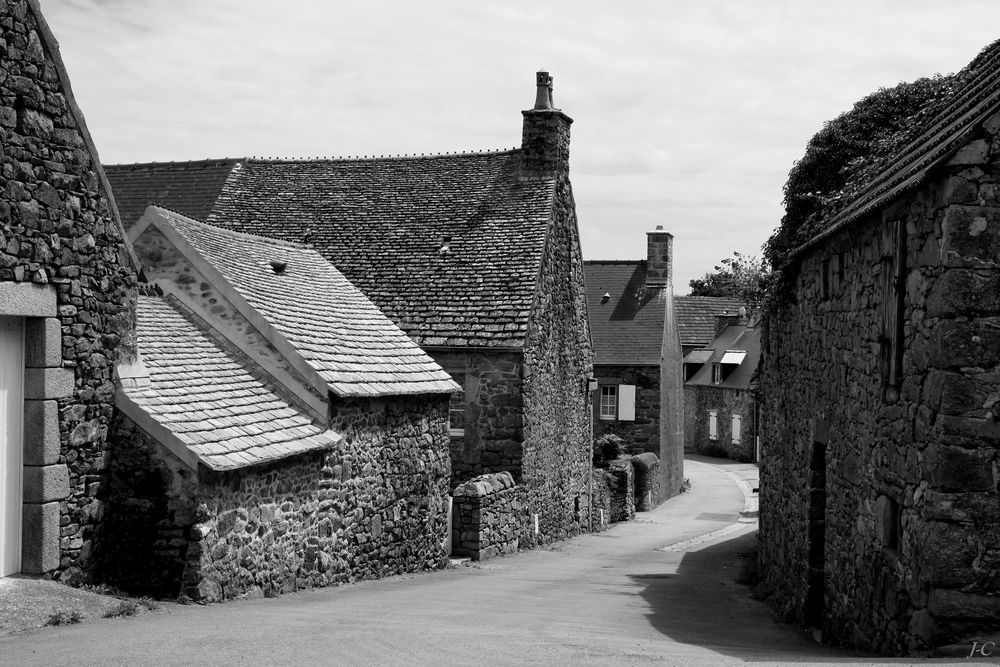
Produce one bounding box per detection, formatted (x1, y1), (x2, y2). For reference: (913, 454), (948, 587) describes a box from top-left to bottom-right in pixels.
(44, 609), (83, 626)
(689, 251), (770, 308)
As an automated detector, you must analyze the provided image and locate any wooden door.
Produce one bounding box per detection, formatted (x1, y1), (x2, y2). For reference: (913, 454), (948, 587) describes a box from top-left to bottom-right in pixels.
(0, 317), (24, 577)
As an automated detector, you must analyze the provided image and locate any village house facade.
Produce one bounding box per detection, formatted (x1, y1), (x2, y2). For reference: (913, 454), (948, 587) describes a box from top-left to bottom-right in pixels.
(101, 207), (458, 600)
(584, 230), (747, 497)
(105, 73), (595, 546)
(760, 42), (1000, 654)
(683, 314), (760, 462)
(0, 0), (140, 582)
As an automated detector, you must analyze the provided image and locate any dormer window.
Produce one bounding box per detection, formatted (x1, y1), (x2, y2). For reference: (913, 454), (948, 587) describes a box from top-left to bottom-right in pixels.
(711, 363), (722, 384)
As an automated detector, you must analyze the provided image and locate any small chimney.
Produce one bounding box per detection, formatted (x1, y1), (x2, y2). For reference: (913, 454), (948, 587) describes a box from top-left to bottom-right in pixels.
(714, 312), (741, 336)
(521, 70), (573, 179)
(645, 226), (673, 288)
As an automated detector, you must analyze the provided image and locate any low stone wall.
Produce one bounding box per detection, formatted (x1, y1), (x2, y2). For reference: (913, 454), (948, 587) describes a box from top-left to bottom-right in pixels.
(452, 472), (523, 560)
(104, 395), (451, 601)
(631, 453), (662, 511)
(606, 458), (635, 523)
(590, 469), (611, 531)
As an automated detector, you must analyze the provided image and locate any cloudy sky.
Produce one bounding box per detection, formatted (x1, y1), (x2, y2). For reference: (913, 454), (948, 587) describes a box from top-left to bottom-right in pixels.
(39, 0), (1000, 292)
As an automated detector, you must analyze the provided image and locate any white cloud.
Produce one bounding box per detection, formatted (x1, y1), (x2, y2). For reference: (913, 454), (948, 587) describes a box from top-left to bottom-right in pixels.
(38, 0), (1000, 292)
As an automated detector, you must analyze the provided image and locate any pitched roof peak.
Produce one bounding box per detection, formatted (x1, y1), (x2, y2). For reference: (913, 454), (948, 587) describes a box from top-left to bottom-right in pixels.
(246, 149), (520, 164)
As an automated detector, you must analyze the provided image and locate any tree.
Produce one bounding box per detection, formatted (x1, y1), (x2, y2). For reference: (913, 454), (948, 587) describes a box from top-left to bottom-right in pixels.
(764, 74), (960, 270)
(689, 251), (770, 306)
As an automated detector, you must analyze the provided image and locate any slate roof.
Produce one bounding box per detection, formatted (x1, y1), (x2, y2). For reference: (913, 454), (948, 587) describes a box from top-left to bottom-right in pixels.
(150, 207), (459, 397)
(123, 295), (339, 471)
(104, 159), (242, 229)
(202, 153), (555, 348)
(795, 39), (1000, 256)
(685, 325), (761, 391)
(584, 260), (744, 364)
(674, 295), (743, 349)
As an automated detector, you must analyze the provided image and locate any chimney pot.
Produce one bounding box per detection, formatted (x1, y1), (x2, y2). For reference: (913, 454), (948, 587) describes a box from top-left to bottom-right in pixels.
(534, 71), (553, 110)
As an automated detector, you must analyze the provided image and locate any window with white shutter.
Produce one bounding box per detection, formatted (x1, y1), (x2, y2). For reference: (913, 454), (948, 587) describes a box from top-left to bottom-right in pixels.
(708, 410), (718, 440)
(618, 384), (636, 421)
(731, 414), (741, 445)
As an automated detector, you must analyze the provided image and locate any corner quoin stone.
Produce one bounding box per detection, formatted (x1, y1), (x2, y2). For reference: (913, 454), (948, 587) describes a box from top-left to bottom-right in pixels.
(23, 399), (59, 465)
(0, 282), (56, 317)
(21, 502), (60, 573)
(24, 317), (61, 368)
(23, 367), (74, 399)
(23, 464), (69, 503)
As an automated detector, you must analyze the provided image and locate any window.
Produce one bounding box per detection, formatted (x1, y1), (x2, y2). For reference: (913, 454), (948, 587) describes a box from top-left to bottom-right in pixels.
(880, 219), (906, 397)
(731, 414), (741, 445)
(599, 385), (617, 420)
(708, 410), (718, 440)
(449, 372), (465, 436)
(711, 364), (722, 384)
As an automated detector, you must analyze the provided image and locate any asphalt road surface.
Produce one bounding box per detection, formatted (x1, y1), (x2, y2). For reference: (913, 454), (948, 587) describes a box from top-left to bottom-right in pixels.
(1, 458), (883, 666)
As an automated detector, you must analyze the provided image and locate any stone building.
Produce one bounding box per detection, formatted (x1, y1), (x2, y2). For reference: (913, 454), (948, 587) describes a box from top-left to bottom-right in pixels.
(760, 42), (1000, 654)
(105, 206), (457, 600)
(106, 72), (594, 545)
(0, 0), (139, 581)
(584, 230), (745, 497)
(683, 314), (760, 461)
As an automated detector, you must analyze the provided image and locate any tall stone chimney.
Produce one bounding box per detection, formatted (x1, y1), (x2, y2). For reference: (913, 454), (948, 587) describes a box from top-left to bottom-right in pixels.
(521, 71), (573, 179)
(645, 226), (673, 287)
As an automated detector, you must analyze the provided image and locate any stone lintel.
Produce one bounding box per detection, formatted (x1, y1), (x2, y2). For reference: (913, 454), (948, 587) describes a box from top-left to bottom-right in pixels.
(24, 317), (62, 368)
(24, 399), (59, 465)
(21, 501), (60, 574)
(24, 367), (74, 399)
(23, 464), (69, 503)
(0, 283), (56, 317)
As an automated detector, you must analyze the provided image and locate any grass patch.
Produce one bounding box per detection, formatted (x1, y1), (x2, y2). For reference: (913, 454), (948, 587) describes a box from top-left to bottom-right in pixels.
(103, 597), (161, 618)
(45, 609), (83, 626)
(679, 478), (692, 493)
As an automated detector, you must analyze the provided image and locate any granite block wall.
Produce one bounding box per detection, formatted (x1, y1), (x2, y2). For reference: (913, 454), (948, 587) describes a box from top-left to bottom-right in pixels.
(519, 109), (594, 548)
(103, 395), (451, 601)
(0, 0), (139, 581)
(760, 121), (1000, 654)
(632, 452), (662, 511)
(683, 385), (756, 461)
(605, 458), (636, 523)
(430, 349), (524, 486)
(593, 365), (660, 456)
(451, 471), (522, 560)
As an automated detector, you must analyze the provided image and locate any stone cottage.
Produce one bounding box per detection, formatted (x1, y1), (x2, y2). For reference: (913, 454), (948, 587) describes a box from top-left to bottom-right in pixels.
(0, 0), (139, 582)
(760, 42), (1000, 654)
(105, 72), (594, 545)
(105, 206), (457, 600)
(683, 314), (760, 461)
(584, 228), (745, 497)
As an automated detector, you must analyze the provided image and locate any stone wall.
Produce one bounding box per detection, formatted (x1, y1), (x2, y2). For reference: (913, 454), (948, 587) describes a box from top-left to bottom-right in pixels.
(593, 365), (660, 456)
(429, 349), (523, 486)
(683, 385), (756, 461)
(759, 121), (1000, 654)
(632, 453), (662, 511)
(97, 412), (196, 597)
(604, 458), (635, 523)
(590, 469), (611, 531)
(103, 394), (451, 601)
(1, 1), (139, 580)
(519, 106), (594, 548)
(451, 472), (522, 560)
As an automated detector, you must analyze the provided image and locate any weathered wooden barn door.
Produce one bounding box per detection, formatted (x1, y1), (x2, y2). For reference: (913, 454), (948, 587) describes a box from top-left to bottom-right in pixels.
(0, 317), (24, 577)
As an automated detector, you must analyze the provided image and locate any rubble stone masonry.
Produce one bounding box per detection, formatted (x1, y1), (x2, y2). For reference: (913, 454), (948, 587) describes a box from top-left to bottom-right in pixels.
(760, 120), (1000, 654)
(451, 471), (522, 561)
(103, 395), (451, 600)
(593, 365), (660, 456)
(1, 0), (138, 580)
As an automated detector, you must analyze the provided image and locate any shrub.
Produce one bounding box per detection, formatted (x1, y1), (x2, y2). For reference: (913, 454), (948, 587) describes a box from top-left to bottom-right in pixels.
(45, 609), (83, 626)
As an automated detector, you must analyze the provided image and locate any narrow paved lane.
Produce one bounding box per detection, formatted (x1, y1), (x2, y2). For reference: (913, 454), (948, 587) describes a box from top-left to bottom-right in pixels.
(1, 459), (859, 665)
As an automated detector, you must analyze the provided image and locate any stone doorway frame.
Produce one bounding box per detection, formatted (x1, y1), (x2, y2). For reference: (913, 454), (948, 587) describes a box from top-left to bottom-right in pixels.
(0, 283), (71, 575)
